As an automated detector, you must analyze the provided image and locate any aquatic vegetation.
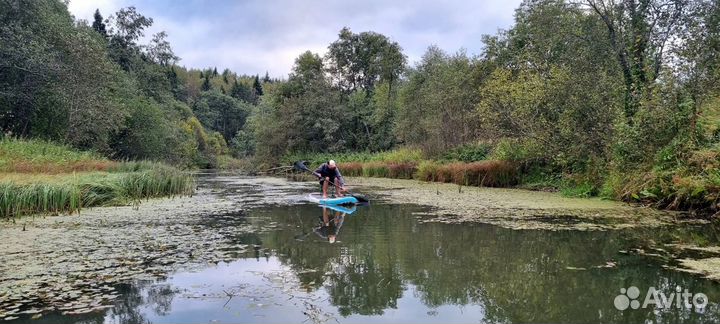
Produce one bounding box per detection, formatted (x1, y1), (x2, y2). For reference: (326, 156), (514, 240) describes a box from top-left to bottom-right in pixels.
(387, 162), (416, 179)
(436, 161), (517, 187)
(348, 177), (678, 231)
(361, 162), (390, 178)
(0, 176), (296, 320)
(0, 140), (194, 218)
(677, 258), (720, 281)
(1, 174), (714, 323)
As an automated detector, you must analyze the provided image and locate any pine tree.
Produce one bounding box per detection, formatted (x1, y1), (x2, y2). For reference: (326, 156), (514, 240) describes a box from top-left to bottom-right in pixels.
(92, 9), (108, 38)
(167, 67), (186, 101)
(213, 67), (218, 76)
(230, 79), (252, 103)
(199, 71), (204, 78)
(253, 75), (263, 96)
(201, 74), (211, 91)
(263, 71), (271, 83)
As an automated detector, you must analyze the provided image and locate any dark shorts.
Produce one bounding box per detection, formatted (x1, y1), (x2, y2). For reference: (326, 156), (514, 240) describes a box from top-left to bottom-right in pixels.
(319, 175), (337, 186)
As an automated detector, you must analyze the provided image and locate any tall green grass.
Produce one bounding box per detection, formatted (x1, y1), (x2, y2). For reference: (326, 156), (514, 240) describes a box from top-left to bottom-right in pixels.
(415, 161), (518, 187)
(0, 137), (103, 162)
(0, 138), (112, 173)
(284, 148), (424, 166)
(0, 168), (193, 218)
(0, 138), (194, 218)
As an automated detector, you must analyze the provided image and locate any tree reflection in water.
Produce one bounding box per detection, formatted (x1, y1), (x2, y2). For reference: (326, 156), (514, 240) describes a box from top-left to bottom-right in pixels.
(255, 204), (720, 324)
(31, 203), (720, 324)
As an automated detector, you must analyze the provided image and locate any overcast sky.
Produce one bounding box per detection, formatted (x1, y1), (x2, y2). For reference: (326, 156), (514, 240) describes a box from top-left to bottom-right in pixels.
(68, 0), (522, 78)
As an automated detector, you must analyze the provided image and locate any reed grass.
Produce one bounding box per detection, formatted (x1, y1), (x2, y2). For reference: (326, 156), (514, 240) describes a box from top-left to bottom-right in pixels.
(387, 162), (416, 179)
(0, 169), (193, 218)
(0, 138), (194, 218)
(339, 162), (363, 176)
(340, 159), (517, 187)
(0, 138), (114, 174)
(285, 145), (519, 190)
(438, 161), (518, 187)
(361, 162), (390, 178)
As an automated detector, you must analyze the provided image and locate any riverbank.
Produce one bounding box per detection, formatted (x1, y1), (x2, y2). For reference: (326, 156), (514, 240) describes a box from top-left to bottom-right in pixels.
(0, 139), (193, 218)
(283, 147), (720, 217)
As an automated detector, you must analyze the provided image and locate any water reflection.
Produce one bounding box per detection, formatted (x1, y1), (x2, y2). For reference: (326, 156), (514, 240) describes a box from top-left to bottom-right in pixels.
(33, 202), (720, 324)
(314, 205), (355, 244)
(258, 204), (720, 324)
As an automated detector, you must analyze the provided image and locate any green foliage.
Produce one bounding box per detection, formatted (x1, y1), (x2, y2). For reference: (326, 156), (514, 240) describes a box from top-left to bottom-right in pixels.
(253, 75), (263, 97)
(0, 1), (243, 168)
(325, 27), (406, 93)
(3, 0), (720, 213)
(442, 143), (491, 162)
(92, 9), (108, 37)
(175, 117), (228, 168)
(396, 47), (481, 156)
(283, 148), (424, 167)
(201, 74), (211, 91)
(361, 162), (390, 178)
(559, 182), (597, 198)
(112, 98), (174, 161)
(488, 139), (538, 162)
(230, 79), (253, 103)
(193, 91), (250, 141)
(230, 129), (256, 158)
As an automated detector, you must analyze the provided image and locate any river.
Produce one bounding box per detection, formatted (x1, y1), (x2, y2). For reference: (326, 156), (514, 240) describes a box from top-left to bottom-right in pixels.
(2, 172), (720, 323)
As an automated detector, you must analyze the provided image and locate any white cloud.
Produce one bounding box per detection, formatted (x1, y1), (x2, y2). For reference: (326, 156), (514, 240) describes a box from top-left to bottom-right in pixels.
(66, 0), (523, 77)
(66, 0), (127, 22)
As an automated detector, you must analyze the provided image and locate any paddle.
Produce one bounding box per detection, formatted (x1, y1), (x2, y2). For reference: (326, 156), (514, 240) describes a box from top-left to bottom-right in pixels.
(293, 161), (369, 203)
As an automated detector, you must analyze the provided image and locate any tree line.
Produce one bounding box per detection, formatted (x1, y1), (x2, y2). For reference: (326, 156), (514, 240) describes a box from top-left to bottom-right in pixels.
(3, 0), (720, 209)
(1, 0), (269, 168)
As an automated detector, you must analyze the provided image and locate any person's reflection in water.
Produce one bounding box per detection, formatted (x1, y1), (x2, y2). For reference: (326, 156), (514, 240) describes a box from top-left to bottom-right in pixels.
(314, 206), (345, 244)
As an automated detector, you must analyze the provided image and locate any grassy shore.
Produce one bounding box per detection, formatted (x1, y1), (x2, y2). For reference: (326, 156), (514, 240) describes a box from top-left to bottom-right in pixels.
(284, 147), (720, 215)
(0, 138), (193, 218)
(285, 148), (520, 188)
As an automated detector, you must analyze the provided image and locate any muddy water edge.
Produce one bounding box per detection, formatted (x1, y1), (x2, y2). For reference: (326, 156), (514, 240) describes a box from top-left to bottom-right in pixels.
(2, 172), (720, 323)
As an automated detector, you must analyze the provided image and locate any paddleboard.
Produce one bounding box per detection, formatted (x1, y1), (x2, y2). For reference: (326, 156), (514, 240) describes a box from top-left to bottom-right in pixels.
(306, 193), (359, 205)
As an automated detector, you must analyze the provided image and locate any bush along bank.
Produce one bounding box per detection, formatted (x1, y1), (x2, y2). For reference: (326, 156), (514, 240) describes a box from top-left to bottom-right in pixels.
(338, 160), (519, 188)
(274, 145), (720, 218)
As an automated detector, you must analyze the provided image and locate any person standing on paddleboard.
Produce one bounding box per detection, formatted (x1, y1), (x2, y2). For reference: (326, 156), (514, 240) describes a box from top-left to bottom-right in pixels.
(313, 160), (347, 198)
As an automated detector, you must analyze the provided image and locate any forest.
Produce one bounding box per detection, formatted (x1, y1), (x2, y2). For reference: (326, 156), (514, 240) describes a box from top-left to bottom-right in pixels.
(2, 0), (720, 214)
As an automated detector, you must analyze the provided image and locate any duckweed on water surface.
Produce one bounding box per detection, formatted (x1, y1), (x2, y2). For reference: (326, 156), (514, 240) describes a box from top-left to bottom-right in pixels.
(0, 175), (313, 321)
(348, 177), (683, 230)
